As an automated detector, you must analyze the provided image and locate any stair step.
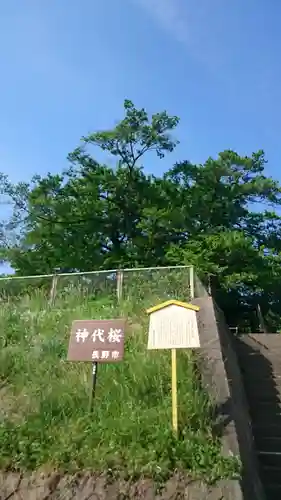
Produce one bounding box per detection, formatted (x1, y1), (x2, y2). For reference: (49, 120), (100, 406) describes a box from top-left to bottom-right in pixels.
(236, 345), (281, 357)
(249, 400), (281, 412)
(236, 334), (281, 351)
(239, 361), (281, 378)
(243, 388), (281, 403)
(247, 395), (281, 405)
(239, 361), (281, 373)
(258, 451), (281, 468)
(263, 484), (281, 500)
(249, 403), (281, 426)
(253, 423), (281, 438)
(241, 374), (281, 385)
(242, 378), (281, 394)
(255, 437), (281, 453)
(260, 465), (281, 484)
(242, 384), (281, 404)
(236, 345), (281, 356)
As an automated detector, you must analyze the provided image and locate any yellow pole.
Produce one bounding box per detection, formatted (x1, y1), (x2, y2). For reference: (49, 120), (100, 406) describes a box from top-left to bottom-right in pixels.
(171, 348), (178, 436)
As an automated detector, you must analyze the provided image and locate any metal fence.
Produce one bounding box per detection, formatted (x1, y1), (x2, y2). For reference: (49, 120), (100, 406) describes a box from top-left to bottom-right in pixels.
(0, 265), (209, 308)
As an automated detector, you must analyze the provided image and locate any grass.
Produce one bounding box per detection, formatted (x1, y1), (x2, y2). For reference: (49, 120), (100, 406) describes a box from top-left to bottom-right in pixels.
(0, 287), (240, 484)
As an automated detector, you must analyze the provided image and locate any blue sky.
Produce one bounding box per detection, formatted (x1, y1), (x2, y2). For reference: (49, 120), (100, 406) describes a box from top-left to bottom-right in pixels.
(1, 0), (281, 273)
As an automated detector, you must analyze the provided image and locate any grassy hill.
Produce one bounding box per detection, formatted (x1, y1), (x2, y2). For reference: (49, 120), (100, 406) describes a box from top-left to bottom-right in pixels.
(0, 270), (239, 484)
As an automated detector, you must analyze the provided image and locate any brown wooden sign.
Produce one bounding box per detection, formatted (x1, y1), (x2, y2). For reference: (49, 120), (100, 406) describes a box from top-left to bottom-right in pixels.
(67, 319), (125, 363)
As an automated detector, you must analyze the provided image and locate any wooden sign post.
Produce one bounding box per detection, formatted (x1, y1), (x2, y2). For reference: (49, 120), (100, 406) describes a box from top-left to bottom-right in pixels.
(171, 347), (178, 434)
(67, 318), (126, 412)
(146, 300), (200, 436)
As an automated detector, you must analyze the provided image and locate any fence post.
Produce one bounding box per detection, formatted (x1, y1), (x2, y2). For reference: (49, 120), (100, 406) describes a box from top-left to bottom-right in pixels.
(207, 274), (212, 295)
(116, 270), (124, 302)
(257, 304), (267, 333)
(189, 266), (195, 300)
(49, 273), (59, 306)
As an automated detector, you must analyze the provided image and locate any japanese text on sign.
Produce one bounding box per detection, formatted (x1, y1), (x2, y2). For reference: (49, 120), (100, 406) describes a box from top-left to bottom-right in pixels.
(67, 319), (125, 363)
(75, 327), (123, 344)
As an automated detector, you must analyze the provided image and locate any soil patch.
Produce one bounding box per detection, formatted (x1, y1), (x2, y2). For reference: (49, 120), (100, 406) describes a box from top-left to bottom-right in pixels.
(0, 471), (231, 500)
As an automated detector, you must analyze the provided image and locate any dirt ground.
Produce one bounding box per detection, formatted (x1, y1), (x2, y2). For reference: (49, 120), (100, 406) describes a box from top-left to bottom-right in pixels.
(0, 471), (230, 500)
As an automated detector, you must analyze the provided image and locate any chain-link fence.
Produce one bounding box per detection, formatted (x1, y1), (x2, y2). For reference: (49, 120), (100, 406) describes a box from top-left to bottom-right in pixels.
(0, 265), (209, 309)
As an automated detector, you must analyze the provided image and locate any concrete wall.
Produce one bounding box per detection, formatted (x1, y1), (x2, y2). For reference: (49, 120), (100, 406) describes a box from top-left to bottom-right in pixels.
(192, 296), (266, 500)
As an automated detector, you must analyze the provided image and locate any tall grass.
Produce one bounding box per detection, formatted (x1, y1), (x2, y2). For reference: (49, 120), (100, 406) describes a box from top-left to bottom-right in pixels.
(0, 288), (240, 482)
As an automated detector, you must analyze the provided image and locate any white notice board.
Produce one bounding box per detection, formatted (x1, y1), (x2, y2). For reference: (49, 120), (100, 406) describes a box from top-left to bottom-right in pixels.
(147, 304), (200, 350)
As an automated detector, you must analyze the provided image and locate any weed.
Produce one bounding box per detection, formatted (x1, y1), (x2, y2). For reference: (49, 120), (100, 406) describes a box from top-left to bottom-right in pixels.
(0, 283), (240, 483)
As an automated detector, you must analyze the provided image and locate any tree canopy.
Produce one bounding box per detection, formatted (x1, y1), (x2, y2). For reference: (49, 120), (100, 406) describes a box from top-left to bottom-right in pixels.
(1, 99), (281, 331)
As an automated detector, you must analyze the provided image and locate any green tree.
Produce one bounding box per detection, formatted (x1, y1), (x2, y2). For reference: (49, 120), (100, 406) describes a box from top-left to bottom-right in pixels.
(0, 100), (179, 273)
(165, 151), (281, 330)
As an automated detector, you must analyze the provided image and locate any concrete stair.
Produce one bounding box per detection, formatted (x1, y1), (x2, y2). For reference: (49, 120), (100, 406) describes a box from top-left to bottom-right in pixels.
(235, 334), (281, 499)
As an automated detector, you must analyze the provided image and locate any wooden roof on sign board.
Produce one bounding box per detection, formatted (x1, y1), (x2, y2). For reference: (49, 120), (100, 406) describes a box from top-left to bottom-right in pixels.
(146, 299), (200, 315)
